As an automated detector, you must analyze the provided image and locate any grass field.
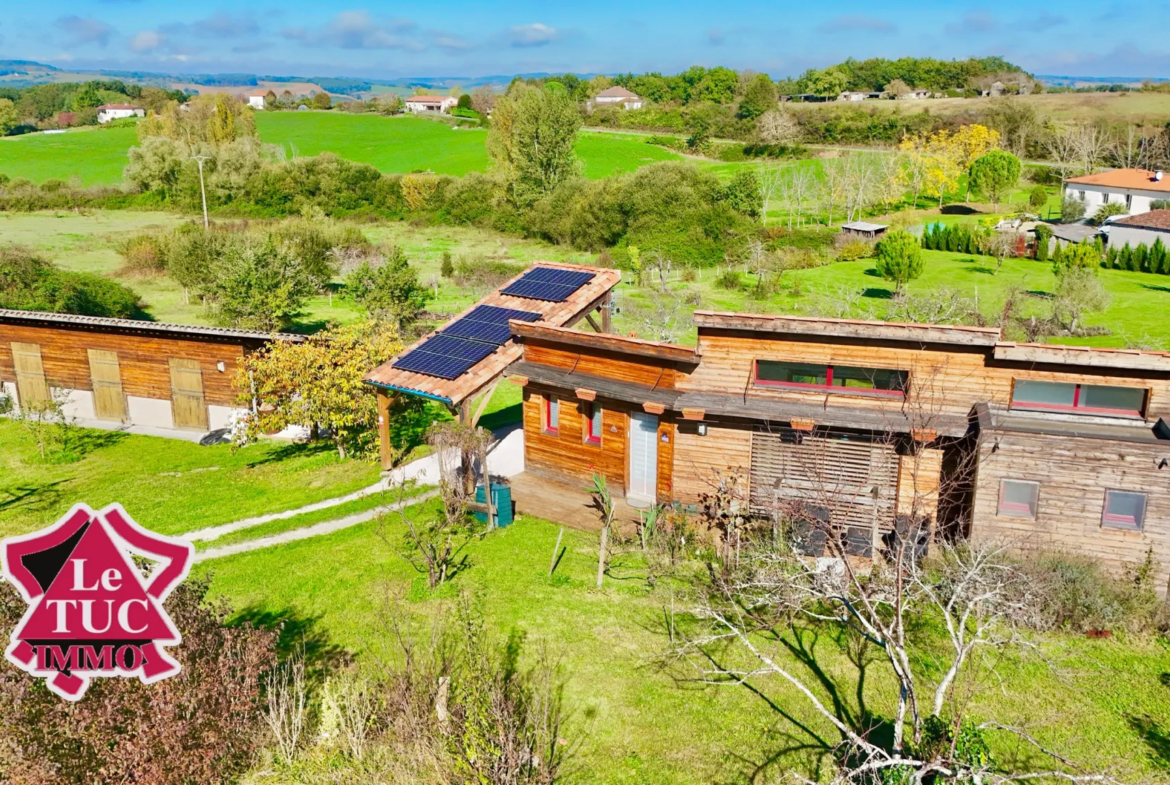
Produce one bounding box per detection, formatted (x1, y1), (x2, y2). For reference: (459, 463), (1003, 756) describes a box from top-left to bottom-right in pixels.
(0, 113), (685, 186)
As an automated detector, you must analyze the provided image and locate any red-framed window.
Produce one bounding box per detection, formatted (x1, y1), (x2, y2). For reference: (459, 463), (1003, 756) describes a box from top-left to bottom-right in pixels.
(754, 360), (907, 397)
(1011, 380), (1146, 418)
(543, 396), (559, 435)
(997, 480), (1039, 519)
(1102, 490), (1146, 531)
(583, 402), (603, 445)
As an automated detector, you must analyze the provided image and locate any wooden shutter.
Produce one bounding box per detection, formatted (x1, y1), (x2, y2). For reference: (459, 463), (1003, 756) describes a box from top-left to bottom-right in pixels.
(169, 358), (208, 430)
(87, 349), (126, 422)
(750, 428), (898, 532)
(11, 342), (49, 405)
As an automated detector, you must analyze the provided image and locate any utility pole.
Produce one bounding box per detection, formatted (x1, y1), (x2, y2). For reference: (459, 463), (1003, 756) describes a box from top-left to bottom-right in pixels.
(193, 154), (210, 229)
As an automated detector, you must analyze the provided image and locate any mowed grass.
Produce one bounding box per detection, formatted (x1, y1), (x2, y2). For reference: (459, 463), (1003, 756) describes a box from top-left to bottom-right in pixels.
(0, 113), (684, 186)
(197, 505), (1170, 783)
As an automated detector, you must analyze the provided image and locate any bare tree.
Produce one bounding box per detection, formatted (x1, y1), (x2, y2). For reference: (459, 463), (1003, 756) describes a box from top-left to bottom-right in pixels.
(644, 249), (673, 293)
(980, 230), (1018, 275)
(1071, 123), (1110, 175)
(1044, 123), (1080, 180)
(626, 289), (695, 342)
(758, 164), (783, 226)
(841, 154), (882, 223)
(778, 165), (816, 229)
(263, 644), (309, 763)
(818, 158), (848, 226)
(755, 109), (801, 146)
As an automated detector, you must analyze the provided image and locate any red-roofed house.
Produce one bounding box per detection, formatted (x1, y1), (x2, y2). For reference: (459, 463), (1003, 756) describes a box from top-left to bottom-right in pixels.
(96, 104), (145, 124)
(404, 95), (458, 114)
(1063, 168), (1170, 218)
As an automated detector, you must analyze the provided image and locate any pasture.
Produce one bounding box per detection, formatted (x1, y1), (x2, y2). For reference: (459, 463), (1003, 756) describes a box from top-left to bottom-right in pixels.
(0, 112), (685, 186)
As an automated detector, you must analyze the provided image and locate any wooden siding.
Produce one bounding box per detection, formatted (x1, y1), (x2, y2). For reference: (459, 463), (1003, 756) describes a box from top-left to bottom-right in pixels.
(971, 432), (1170, 591)
(523, 343), (677, 389)
(896, 448), (944, 520)
(87, 349), (127, 422)
(657, 420), (675, 503)
(0, 323), (246, 407)
(683, 332), (1170, 420)
(523, 389), (628, 491)
(672, 421), (753, 506)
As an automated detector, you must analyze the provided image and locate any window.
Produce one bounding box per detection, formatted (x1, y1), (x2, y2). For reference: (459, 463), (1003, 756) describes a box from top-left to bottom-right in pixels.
(1011, 380), (1146, 417)
(543, 396), (559, 435)
(1102, 490), (1146, 531)
(583, 402), (603, 445)
(997, 480), (1039, 518)
(755, 360), (907, 397)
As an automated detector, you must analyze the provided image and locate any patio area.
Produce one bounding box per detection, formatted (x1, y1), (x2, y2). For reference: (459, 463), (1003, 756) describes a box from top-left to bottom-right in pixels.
(506, 471), (647, 534)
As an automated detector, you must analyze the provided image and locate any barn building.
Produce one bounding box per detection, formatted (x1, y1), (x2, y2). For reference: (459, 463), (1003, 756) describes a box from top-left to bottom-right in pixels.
(366, 264), (1170, 590)
(0, 310), (303, 440)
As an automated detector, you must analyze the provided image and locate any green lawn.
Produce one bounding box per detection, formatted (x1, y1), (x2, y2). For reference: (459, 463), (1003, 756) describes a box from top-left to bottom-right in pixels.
(0, 114), (684, 187)
(199, 504), (1170, 784)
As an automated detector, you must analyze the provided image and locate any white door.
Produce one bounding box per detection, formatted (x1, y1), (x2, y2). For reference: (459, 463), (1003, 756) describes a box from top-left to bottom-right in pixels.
(628, 412), (658, 505)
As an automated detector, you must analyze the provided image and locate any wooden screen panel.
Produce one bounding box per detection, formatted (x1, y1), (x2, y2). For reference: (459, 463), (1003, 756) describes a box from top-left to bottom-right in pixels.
(169, 358), (208, 430)
(11, 342), (49, 405)
(750, 428), (898, 531)
(87, 349), (127, 422)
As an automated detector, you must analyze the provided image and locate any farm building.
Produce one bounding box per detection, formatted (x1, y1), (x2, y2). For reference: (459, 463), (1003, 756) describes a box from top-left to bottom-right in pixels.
(96, 104), (145, 123)
(593, 86), (644, 109)
(366, 263), (1170, 592)
(840, 221), (889, 240)
(246, 90), (269, 110)
(0, 310), (303, 441)
(1063, 168), (1170, 218)
(1102, 210), (1170, 249)
(404, 95), (458, 114)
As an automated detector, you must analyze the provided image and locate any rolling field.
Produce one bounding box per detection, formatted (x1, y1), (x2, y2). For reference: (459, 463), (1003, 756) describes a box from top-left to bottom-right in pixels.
(0, 112), (684, 186)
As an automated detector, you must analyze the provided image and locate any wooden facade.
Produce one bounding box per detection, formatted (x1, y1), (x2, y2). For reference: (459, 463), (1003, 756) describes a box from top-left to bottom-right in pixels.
(0, 311), (300, 435)
(502, 308), (1170, 591)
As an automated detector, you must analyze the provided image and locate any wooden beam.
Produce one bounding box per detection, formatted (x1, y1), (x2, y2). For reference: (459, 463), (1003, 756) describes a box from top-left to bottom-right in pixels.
(470, 380), (499, 428)
(377, 391), (393, 471)
(601, 292), (612, 334)
(585, 313), (602, 332)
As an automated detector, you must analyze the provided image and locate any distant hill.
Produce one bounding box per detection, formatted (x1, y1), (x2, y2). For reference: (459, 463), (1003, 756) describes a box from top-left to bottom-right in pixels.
(1039, 74), (1170, 87)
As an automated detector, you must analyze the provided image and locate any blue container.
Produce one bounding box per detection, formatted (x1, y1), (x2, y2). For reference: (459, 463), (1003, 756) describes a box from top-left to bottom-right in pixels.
(474, 483), (514, 527)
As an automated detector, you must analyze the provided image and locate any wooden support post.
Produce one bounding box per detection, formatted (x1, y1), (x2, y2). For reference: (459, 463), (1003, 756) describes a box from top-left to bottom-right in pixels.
(377, 391), (393, 471)
(470, 380), (499, 428)
(459, 399), (475, 496)
(478, 438), (494, 528)
(601, 293), (612, 333)
(584, 313), (602, 332)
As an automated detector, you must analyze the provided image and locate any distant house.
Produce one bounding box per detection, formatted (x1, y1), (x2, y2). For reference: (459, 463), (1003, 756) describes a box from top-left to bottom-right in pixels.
(1102, 210), (1170, 249)
(246, 90), (269, 110)
(900, 88), (931, 100)
(404, 95), (458, 114)
(1063, 168), (1170, 218)
(593, 86), (644, 109)
(840, 221), (889, 240)
(96, 104), (145, 124)
(838, 91), (879, 102)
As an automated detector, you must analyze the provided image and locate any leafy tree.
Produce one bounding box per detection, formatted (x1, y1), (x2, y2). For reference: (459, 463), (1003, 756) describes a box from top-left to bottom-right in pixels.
(0, 246), (141, 318)
(457, 93), (473, 110)
(236, 320), (403, 459)
(206, 236), (316, 330)
(1053, 241), (1101, 276)
(264, 90), (277, 107)
(884, 78), (911, 97)
(487, 83), (582, 206)
(804, 67), (849, 97)
(73, 83), (103, 110)
(343, 246), (432, 331)
(1029, 185), (1049, 211)
(722, 169), (763, 219)
(969, 150), (1021, 210)
(737, 73), (777, 120)
(312, 92), (332, 110)
(692, 67), (740, 104)
(951, 124), (1000, 201)
(1033, 224), (1053, 262)
(0, 98), (16, 135)
(874, 229), (924, 294)
(1061, 195), (1086, 223)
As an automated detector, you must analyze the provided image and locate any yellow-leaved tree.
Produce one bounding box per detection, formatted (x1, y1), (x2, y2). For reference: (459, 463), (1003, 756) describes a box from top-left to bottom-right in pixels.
(235, 321), (403, 459)
(950, 124), (1001, 201)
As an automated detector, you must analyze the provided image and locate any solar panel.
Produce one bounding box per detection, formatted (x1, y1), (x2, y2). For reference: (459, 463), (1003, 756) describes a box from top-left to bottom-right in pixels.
(392, 335), (498, 380)
(440, 305), (540, 346)
(501, 267), (595, 302)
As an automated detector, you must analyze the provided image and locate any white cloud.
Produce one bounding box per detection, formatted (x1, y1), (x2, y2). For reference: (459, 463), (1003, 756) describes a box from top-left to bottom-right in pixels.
(431, 32), (472, 51)
(507, 23), (559, 48)
(129, 30), (165, 53)
(55, 15), (115, 47)
(817, 14), (897, 34)
(282, 11), (421, 50)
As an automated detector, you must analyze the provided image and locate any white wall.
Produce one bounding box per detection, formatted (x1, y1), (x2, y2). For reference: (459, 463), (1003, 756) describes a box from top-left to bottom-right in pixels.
(1106, 225), (1170, 249)
(57, 388), (96, 421)
(1066, 184), (1166, 218)
(127, 396), (174, 429)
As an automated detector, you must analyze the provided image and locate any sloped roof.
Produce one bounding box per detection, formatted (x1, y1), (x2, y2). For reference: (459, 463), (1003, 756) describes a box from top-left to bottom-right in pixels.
(97, 104), (142, 111)
(693, 311), (1002, 347)
(364, 263), (621, 407)
(405, 95), (453, 103)
(0, 309), (304, 343)
(1065, 168), (1170, 193)
(595, 86), (639, 99)
(1111, 210), (1170, 230)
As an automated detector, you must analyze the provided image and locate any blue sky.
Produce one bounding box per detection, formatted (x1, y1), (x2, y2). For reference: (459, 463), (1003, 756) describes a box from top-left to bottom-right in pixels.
(4, 1), (1169, 79)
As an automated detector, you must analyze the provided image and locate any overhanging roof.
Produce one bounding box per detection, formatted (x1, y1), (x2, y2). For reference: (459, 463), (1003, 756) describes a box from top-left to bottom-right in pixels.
(510, 321), (698, 364)
(0, 309), (304, 344)
(694, 311), (1002, 347)
(975, 402), (1167, 444)
(994, 342), (1170, 373)
(364, 263), (620, 407)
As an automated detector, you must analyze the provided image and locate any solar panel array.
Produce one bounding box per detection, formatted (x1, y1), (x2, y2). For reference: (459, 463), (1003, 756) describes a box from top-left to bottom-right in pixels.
(501, 266), (595, 302)
(393, 304), (541, 380)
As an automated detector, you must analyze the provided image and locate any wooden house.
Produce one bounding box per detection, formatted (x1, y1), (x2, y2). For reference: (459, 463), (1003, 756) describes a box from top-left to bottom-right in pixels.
(0, 310), (303, 438)
(366, 266), (1170, 591)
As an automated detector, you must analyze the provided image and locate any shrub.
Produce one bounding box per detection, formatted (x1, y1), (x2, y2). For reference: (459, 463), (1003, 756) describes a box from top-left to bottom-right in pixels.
(1089, 200), (1128, 225)
(834, 235), (874, 261)
(1033, 224), (1053, 262)
(0, 245), (142, 318)
(116, 233), (168, 276)
(1029, 185), (1049, 211)
(440, 251), (454, 278)
(1061, 196), (1086, 223)
(715, 269), (744, 290)
(874, 229), (924, 294)
(1019, 549), (1163, 633)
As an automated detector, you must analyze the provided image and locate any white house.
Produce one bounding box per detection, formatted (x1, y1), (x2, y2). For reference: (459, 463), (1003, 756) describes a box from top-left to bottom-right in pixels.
(593, 86), (644, 109)
(1063, 168), (1170, 218)
(900, 88), (931, 100)
(246, 90), (269, 110)
(404, 95), (458, 114)
(96, 104), (145, 124)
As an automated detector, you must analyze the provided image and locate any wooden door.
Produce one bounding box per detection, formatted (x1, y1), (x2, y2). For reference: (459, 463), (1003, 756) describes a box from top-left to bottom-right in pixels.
(627, 412), (659, 504)
(11, 342), (49, 406)
(87, 349), (126, 422)
(169, 358), (208, 430)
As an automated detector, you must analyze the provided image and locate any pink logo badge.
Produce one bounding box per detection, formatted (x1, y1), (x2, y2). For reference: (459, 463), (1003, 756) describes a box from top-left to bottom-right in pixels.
(2, 504), (194, 701)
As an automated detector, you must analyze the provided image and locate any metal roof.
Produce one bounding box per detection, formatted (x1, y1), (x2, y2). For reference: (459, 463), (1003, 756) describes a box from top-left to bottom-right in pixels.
(0, 309), (305, 343)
